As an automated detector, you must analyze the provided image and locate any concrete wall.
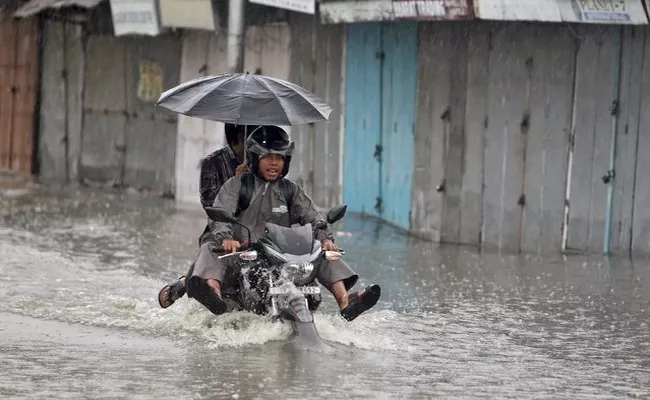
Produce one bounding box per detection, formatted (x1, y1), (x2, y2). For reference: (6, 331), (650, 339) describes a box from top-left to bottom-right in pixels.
(174, 30), (227, 206)
(79, 34), (181, 193)
(39, 20), (84, 183)
(38, 22), (181, 194)
(287, 14), (345, 209)
(409, 21), (650, 255)
(36, 15), (650, 256)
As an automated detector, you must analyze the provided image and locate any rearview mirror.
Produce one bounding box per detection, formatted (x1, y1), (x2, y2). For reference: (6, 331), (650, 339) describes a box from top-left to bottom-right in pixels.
(205, 207), (238, 224)
(326, 204), (347, 224)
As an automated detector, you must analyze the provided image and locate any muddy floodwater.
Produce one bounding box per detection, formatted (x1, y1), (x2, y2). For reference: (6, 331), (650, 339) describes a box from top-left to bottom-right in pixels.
(1, 185), (649, 399)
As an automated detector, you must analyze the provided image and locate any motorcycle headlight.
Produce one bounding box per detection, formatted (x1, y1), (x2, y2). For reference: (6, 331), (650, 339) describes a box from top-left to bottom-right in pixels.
(285, 262), (314, 284)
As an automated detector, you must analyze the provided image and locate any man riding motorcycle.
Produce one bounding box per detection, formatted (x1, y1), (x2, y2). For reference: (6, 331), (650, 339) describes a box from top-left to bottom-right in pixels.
(158, 123), (257, 308)
(186, 125), (381, 321)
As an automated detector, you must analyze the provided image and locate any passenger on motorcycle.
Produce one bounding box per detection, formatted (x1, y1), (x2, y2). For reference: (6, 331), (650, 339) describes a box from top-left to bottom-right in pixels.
(185, 125), (381, 321)
(157, 123), (257, 309)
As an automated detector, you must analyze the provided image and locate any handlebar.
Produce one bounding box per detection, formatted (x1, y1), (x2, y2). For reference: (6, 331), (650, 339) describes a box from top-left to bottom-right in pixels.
(211, 241), (250, 254)
(212, 243), (344, 256)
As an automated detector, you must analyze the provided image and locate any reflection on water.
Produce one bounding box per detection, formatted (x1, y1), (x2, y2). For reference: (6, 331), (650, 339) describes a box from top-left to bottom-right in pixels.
(1, 186), (649, 399)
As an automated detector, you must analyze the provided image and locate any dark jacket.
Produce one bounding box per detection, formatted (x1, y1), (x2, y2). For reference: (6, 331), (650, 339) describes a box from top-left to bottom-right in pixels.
(210, 174), (334, 244)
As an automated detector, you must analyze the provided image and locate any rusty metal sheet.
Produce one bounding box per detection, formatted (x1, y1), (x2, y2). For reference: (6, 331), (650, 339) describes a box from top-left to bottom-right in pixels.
(10, 17), (39, 173)
(0, 14), (39, 174)
(14, 0), (103, 18)
(0, 16), (17, 171)
(474, 0), (648, 24)
(319, 0), (472, 23)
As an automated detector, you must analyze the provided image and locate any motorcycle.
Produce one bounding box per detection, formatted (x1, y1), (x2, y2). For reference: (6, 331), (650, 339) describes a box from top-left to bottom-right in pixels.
(204, 204), (348, 350)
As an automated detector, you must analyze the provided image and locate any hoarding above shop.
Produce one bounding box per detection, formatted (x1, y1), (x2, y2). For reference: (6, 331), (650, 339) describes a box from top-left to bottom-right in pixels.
(13, 0), (103, 18)
(109, 0), (160, 36)
(249, 0), (316, 14)
(474, 0), (648, 24)
(319, 0), (472, 23)
(159, 0), (216, 30)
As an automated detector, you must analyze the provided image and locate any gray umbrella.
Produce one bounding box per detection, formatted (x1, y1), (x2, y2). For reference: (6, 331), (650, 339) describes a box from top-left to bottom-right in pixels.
(156, 73), (333, 126)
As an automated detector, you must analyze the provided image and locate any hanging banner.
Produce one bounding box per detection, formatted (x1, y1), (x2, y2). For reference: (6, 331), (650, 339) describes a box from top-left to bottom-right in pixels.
(474, 0), (648, 24)
(159, 0), (216, 30)
(249, 0), (316, 15)
(567, 0), (644, 22)
(14, 0), (104, 19)
(320, 0), (471, 23)
(109, 0), (160, 36)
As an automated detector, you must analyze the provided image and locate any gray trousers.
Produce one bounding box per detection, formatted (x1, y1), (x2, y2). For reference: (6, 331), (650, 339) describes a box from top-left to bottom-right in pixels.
(186, 240), (358, 297)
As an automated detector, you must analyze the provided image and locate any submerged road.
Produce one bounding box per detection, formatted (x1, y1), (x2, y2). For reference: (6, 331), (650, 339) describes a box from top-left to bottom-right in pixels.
(1, 185), (648, 399)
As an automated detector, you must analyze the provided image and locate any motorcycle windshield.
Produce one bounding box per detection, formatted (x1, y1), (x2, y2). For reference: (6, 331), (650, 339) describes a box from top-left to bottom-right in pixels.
(264, 223), (314, 255)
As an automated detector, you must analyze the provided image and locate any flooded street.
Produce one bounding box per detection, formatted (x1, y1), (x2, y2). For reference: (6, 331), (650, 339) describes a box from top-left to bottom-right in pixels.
(1, 185), (649, 399)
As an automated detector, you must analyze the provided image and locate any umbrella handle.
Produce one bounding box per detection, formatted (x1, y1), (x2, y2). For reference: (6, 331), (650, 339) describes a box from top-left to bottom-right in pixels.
(244, 125), (247, 164)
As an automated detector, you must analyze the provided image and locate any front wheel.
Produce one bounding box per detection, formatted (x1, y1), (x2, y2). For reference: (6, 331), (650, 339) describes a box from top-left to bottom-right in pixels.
(285, 295), (313, 323)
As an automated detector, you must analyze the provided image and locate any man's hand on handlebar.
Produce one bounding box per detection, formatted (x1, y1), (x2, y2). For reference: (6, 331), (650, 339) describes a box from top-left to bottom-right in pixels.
(222, 240), (241, 253)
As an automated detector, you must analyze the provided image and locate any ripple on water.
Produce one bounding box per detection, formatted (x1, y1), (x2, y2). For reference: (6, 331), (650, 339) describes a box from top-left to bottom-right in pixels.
(1, 188), (650, 399)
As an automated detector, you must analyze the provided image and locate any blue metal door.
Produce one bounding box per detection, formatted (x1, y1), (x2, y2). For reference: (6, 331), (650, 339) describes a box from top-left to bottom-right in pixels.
(343, 22), (418, 230)
(380, 22), (418, 228)
(343, 23), (382, 218)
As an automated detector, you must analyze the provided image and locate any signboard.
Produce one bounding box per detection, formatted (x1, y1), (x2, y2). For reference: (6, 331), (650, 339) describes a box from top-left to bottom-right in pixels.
(159, 0), (216, 30)
(393, 0), (471, 19)
(570, 0), (635, 22)
(109, 0), (160, 36)
(138, 61), (164, 103)
(320, 0), (471, 23)
(562, 0), (648, 23)
(249, 0), (316, 14)
(474, 0), (648, 24)
(473, 0), (562, 21)
(14, 0), (104, 19)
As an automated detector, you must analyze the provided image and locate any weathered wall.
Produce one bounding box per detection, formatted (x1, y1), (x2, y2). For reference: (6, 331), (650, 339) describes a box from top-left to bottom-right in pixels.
(122, 36), (181, 192)
(633, 30), (650, 255)
(0, 13), (39, 174)
(39, 20), (84, 183)
(411, 21), (650, 255)
(342, 22), (418, 230)
(78, 34), (127, 185)
(288, 14), (345, 209)
(244, 23), (290, 78)
(565, 25), (650, 255)
(40, 27), (181, 192)
(412, 22), (574, 253)
(35, 15), (650, 256)
(174, 30), (226, 206)
(79, 34), (181, 193)
(565, 26), (618, 254)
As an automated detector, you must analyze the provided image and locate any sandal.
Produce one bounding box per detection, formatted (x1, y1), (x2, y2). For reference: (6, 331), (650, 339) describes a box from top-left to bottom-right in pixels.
(158, 276), (187, 308)
(340, 284), (381, 322)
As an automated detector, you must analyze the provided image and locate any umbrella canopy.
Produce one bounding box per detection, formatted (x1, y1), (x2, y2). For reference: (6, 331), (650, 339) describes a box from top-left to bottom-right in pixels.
(156, 73), (333, 126)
